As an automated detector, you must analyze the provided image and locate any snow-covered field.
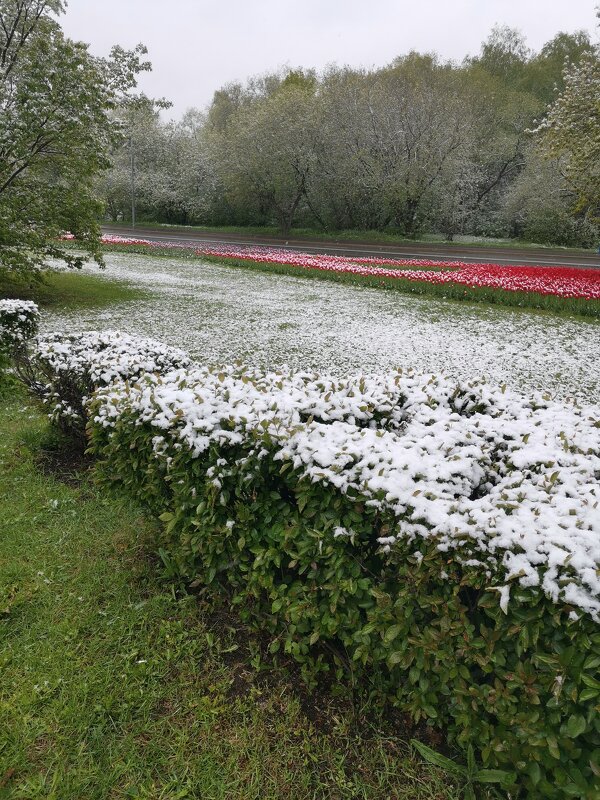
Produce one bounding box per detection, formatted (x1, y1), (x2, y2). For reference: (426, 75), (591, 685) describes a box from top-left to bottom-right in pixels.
(42, 252), (600, 403)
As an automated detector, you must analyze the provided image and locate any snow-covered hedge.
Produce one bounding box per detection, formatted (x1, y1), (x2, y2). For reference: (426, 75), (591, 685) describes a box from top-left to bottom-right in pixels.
(0, 299), (39, 352)
(0, 299), (39, 383)
(28, 331), (600, 798)
(89, 364), (600, 620)
(18, 331), (191, 439)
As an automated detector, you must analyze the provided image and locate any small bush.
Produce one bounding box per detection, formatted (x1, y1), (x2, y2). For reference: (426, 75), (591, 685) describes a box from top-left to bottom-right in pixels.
(16, 330), (190, 440)
(0, 298), (39, 386)
(0, 298), (39, 352)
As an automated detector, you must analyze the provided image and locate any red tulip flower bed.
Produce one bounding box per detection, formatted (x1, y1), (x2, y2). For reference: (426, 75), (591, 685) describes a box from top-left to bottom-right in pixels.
(192, 243), (600, 300)
(75, 234), (600, 317)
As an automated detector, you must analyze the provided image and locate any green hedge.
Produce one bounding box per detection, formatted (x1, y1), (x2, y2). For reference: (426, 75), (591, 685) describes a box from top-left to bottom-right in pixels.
(0, 299), (39, 379)
(85, 368), (600, 800)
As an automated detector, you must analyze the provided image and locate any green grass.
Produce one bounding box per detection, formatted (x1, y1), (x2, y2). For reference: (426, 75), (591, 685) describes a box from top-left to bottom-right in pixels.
(106, 221), (597, 253)
(0, 269), (151, 310)
(0, 385), (462, 800)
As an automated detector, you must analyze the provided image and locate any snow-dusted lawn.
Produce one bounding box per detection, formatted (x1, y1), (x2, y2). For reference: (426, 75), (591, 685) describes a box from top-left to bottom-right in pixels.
(42, 251), (600, 403)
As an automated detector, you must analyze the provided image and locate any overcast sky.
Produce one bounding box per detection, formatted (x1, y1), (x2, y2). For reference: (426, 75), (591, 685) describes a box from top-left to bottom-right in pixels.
(61, 0), (598, 118)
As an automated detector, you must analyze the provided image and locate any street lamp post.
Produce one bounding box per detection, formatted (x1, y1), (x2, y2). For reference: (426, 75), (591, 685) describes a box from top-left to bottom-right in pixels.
(129, 132), (136, 229)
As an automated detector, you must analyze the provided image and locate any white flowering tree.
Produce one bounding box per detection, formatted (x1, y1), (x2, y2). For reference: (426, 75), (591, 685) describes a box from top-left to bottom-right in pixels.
(536, 15), (600, 220)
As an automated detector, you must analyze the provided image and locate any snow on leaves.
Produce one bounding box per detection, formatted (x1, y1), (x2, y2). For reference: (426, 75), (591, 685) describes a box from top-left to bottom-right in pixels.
(30, 330), (190, 437)
(32, 329), (599, 620)
(0, 299), (39, 348)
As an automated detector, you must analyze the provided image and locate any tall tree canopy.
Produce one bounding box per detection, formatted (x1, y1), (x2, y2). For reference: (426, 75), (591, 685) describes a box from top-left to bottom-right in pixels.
(0, 0), (149, 276)
(535, 24), (600, 221)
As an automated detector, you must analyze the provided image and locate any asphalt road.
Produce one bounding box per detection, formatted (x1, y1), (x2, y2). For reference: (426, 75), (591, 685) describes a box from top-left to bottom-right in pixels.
(103, 225), (600, 270)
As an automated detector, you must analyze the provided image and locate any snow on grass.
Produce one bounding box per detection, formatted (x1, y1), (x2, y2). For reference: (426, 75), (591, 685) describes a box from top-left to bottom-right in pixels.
(41, 251), (600, 403)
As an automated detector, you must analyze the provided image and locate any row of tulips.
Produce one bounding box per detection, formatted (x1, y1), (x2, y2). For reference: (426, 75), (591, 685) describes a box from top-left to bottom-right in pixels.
(68, 234), (600, 301)
(193, 243), (600, 301)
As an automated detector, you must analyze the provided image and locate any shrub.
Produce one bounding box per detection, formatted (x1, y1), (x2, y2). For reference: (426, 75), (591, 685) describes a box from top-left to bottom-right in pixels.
(0, 298), (39, 385)
(522, 209), (599, 249)
(16, 330), (191, 440)
(32, 332), (600, 798)
(0, 298), (39, 352)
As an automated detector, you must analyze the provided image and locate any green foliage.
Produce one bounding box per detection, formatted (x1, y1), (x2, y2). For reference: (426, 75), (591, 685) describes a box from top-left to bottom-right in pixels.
(0, 0), (150, 276)
(0, 390), (461, 800)
(0, 267), (152, 309)
(502, 146), (600, 247)
(101, 23), (598, 244)
(86, 397), (600, 800)
(521, 207), (598, 248)
(536, 11), (600, 221)
(536, 46), (600, 221)
(472, 24), (531, 86)
(213, 70), (318, 236)
(411, 741), (516, 799)
(522, 31), (595, 105)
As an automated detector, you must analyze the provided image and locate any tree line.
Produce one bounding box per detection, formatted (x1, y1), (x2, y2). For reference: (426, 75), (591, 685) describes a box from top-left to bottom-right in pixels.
(1, 2), (598, 279)
(105, 24), (600, 246)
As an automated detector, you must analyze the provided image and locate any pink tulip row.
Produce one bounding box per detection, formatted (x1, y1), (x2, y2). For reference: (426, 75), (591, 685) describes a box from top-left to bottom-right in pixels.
(192, 243), (600, 300)
(70, 234), (600, 301)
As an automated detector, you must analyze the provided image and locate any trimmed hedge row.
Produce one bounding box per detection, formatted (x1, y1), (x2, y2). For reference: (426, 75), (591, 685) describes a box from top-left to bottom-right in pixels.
(18, 330), (600, 799)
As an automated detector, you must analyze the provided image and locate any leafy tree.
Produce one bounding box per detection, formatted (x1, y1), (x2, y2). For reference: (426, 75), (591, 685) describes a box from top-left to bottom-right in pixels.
(0, 0), (150, 276)
(312, 67), (388, 230)
(522, 31), (595, 104)
(90, 18), (599, 248)
(168, 109), (218, 224)
(101, 96), (179, 224)
(472, 25), (530, 87)
(457, 68), (539, 234)
(370, 55), (478, 237)
(308, 57), (478, 237)
(502, 145), (598, 245)
(535, 30), (600, 220)
(213, 70), (318, 234)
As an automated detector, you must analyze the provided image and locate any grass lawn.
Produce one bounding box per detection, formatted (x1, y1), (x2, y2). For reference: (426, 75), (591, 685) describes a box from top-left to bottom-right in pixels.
(0, 269), (152, 310)
(0, 386), (461, 800)
(91, 242), (600, 321)
(199, 255), (600, 320)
